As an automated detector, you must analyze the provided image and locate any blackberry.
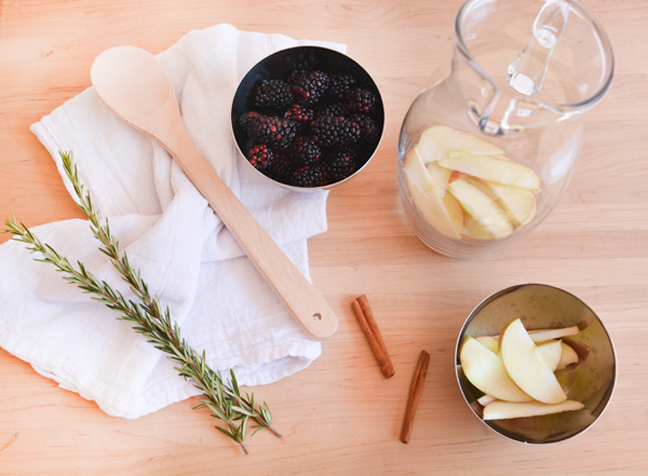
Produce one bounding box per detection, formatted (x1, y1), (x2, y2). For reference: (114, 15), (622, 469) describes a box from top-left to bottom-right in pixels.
(245, 143), (274, 172)
(283, 52), (318, 72)
(289, 70), (331, 107)
(317, 102), (349, 119)
(328, 72), (357, 102)
(284, 103), (314, 124)
(254, 79), (295, 110)
(289, 136), (322, 166)
(310, 114), (361, 148)
(244, 113), (298, 150)
(347, 87), (378, 114)
(239, 110), (261, 128)
(326, 147), (358, 181)
(350, 114), (380, 144)
(269, 154), (293, 182)
(291, 163), (329, 188)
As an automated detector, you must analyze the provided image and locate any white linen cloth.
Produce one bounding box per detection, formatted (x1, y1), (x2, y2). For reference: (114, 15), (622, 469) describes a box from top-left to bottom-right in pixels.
(0, 24), (343, 419)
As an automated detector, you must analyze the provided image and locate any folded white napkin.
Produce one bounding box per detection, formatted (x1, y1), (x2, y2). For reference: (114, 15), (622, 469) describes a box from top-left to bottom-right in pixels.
(0, 24), (343, 419)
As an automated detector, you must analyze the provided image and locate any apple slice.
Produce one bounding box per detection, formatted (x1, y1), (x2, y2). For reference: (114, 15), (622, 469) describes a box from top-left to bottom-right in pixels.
(475, 335), (499, 354)
(404, 149), (462, 240)
(447, 179), (513, 239)
(501, 339), (578, 371)
(477, 394), (497, 406)
(557, 342), (579, 369)
(493, 154), (512, 162)
(460, 337), (533, 403)
(449, 151), (512, 162)
(535, 339), (563, 370)
(484, 181), (537, 227)
(404, 148), (435, 191)
(528, 326), (580, 342)
(406, 178), (462, 240)
(426, 160), (452, 197)
(439, 153), (541, 191)
(417, 125), (505, 163)
(443, 192), (464, 235)
(483, 399), (585, 420)
(499, 319), (567, 404)
(465, 178), (537, 228)
(464, 215), (492, 240)
(448, 170), (470, 183)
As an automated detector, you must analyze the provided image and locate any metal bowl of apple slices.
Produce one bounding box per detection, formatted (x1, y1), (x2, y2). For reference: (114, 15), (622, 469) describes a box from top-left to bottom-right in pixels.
(455, 284), (617, 444)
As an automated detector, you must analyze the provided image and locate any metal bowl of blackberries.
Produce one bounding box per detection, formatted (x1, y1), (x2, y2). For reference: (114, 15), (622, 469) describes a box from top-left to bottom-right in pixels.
(231, 46), (385, 190)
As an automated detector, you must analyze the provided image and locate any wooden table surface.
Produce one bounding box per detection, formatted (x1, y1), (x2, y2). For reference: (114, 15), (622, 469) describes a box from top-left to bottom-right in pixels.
(1, 1), (647, 474)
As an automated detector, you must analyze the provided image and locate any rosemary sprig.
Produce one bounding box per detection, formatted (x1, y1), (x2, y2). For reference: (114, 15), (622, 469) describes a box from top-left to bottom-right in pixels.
(3, 151), (281, 454)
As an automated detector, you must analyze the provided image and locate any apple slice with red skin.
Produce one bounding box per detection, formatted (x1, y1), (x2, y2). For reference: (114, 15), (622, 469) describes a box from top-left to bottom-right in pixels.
(535, 339), (563, 370)
(465, 177), (537, 228)
(439, 153), (541, 191)
(483, 399), (584, 420)
(528, 326), (580, 342)
(499, 319), (568, 404)
(557, 342), (580, 369)
(417, 125), (505, 163)
(475, 335), (499, 353)
(477, 394), (497, 406)
(460, 336), (533, 403)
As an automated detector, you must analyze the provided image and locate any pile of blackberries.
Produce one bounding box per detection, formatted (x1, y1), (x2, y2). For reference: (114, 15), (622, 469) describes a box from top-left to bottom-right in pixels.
(238, 68), (381, 187)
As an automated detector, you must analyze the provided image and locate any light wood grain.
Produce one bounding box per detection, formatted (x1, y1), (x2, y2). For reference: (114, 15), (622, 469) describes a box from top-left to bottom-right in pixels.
(1, 0), (647, 475)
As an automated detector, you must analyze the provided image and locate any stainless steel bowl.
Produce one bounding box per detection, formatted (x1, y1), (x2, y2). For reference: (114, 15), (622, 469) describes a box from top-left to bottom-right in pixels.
(455, 283), (617, 444)
(231, 46), (384, 190)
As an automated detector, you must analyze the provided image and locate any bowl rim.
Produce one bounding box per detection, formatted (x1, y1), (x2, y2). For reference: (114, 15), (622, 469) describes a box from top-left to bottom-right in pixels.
(454, 282), (618, 445)
(230, 45), (385, 191)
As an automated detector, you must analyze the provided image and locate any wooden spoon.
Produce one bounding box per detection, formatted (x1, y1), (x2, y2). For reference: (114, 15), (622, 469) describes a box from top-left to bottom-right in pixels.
(90, 46), (338, 340)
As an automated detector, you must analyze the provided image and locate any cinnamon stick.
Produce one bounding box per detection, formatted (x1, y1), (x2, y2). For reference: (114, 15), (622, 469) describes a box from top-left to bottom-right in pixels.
(351, 294), (395, 379)
(400, 350), (430, 444)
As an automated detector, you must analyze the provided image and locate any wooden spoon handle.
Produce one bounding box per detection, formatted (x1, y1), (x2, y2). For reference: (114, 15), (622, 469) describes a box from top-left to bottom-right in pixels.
(169, 124), (338, 340)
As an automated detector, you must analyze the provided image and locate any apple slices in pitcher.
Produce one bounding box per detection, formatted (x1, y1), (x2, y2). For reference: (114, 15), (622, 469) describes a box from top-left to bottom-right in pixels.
(416, 125), (505, 163)
(464, 177), (537, 228)
(447, 179), (514, 239)
(459, 319), (585, 420)
(439, 153), (541, 191)
(402, 124), (540, 241)
(403, 148), (462, 239)
(426, 160), (452, 197)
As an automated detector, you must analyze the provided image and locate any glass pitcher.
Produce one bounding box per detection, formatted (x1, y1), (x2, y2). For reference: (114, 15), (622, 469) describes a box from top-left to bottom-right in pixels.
(397, 0), (614, 258)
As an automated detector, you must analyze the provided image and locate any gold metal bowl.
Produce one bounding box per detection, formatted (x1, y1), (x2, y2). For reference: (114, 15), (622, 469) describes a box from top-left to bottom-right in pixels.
(455, 283), (617, 444)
